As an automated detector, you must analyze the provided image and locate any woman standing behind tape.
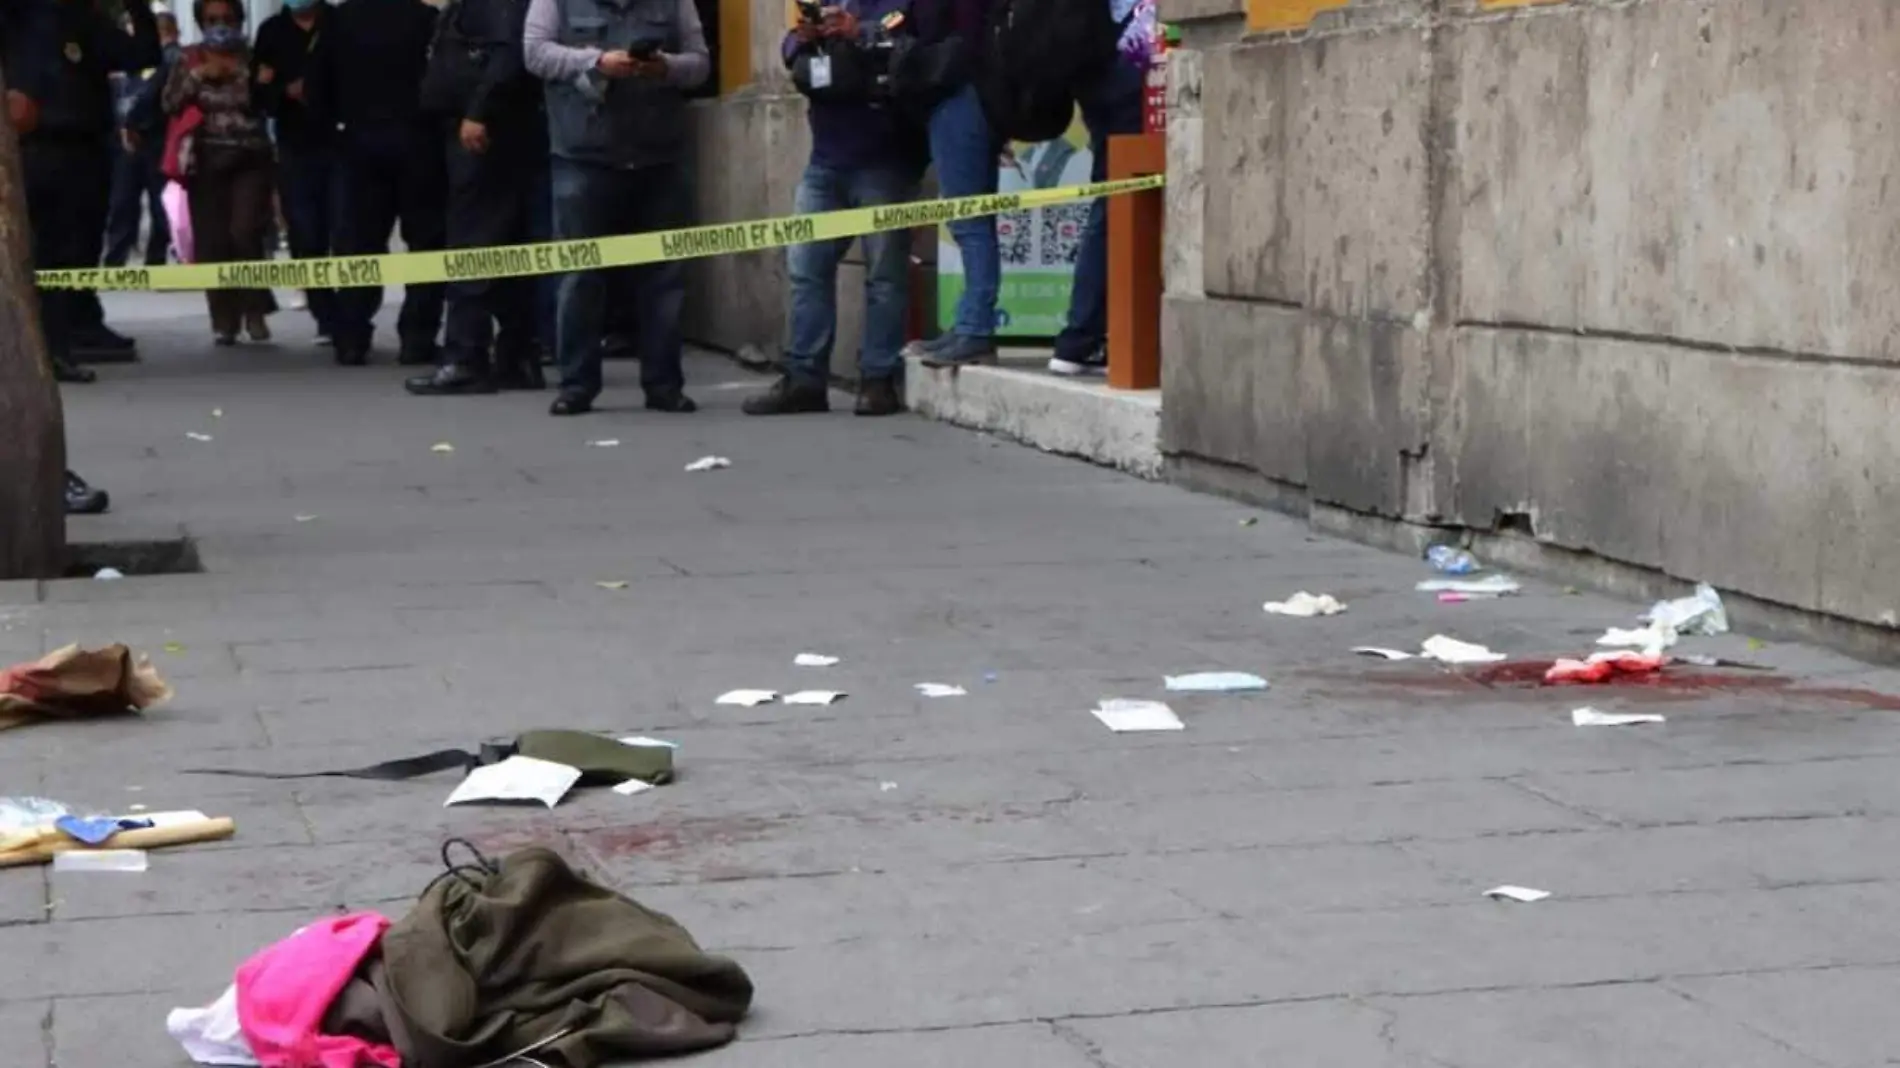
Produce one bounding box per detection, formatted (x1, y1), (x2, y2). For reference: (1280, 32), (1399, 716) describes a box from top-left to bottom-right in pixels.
(162, 0), (277, 346)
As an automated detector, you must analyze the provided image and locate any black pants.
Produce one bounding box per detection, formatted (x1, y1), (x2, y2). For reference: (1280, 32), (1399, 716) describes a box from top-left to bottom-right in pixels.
(277, 142), (339, 335)
(104, 137), (169, 267)
(442, 127), (537, 371)
(189, 144), (278, 334)
(333, 123), (447, 352)
(23, 139), (111, 362)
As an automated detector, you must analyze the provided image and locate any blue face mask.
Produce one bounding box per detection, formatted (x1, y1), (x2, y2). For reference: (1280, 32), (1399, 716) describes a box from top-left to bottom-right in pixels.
(283, 0), (319, 11)
(202, 24), (245, 51)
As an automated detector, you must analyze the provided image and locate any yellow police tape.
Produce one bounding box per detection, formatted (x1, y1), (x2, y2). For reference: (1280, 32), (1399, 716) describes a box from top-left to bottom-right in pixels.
(34, 174), (1167, 292)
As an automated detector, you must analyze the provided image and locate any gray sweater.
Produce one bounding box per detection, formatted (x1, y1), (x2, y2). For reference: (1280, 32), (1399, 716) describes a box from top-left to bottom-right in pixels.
(523, 0), (711, 90)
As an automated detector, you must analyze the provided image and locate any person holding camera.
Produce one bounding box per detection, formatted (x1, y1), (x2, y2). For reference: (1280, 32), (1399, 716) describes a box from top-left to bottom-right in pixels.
(524, 0), (710, 418)
(406, 0), (548, 396)
(742, 0), (926, 417)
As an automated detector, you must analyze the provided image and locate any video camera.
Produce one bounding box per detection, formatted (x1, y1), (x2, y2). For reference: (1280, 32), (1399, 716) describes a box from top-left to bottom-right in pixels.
(789, 3), (911, 108)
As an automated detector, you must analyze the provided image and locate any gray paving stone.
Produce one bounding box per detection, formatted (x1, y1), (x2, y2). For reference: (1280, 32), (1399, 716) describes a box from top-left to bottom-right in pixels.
(1372, 984), (1819, 1068)
(1674, 965), (1900, 1066)
(1067, 999), (1422, 1068)
(687, 1023), (1101, 1068)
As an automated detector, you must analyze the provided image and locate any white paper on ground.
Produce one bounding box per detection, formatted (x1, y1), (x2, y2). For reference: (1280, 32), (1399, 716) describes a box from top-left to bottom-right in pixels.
(293, 514), (318, 523)
(784, 690), (847, 706)
(53, 849), (148, 873)
(617, 735), (679, 749)
(1263, 592), (1347, 617)
(587, 439), (621, 448)
(430, 442), (455, 453)
(93, 567), (124, 581)
(1598, 622), (1677, 655)
(1416, 574), (1522, 595)
(1420, 635), (1507, 664)
(168, 983), (260, 1067)
(715, 689), (778, 706)
(612, 778), (655, 796)
(133, 809), (210, 828)
(879, 781), (898, 791)
(794, 653), (840, 667)
(1092, 698), (1185, 732)
(1165, 672), (1269, 693)
(1484, 885), (1551, 903)
(684, 456), (731, 472)
(1645, 582), (1730, 637)
(443, 756), (582, 808)
(915, 683), (966, 698)
(1571, 707), (1666, 727)
(1352, 647), (1415, 661)
(186, 432), (213, 442)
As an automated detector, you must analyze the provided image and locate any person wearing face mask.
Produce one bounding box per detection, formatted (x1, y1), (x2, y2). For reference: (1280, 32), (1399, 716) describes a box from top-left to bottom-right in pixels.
(162, 0), (277, 345)
(252, 0), (337, 345)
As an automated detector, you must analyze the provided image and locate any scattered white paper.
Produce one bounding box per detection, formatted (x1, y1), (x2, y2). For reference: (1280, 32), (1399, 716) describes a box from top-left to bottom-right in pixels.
(1420, 635), (1507, 664)
(588, 439), (621, 448)
(186, 432), (214, 443)
(618, 735), (679, 749)
(1165, 672), (1269, 693)
(53, 849), (148, 873)
(431, 442), (455, 454)
(167, 983), (258, 1067)
(716, 689), (778, 707)
(1484, 885), (1551, 903)
(1645, 582), (1729, 637)
(93, 567), (124, 581)
(211, 408), (224, 419)
(794, 653), (840, 667)
(1092, 698), (1185, 733)
(1264, 592), (1347, 617)
(684, 456), (731, 472)
(1417, 574), (1522, 595)
(1598, 623), (1677, 655)
(1571, 707), (1666, 728)
(784, 690), (847, 706)
(879, 781), (898, 792)
(915, 683), (966, 698)
(293, 514), (318, 523)
(443, 756), (582, 809)
(612, 778), (655, 796)
(595, 581), (628, 590)
(1353, 646), (1415, 661)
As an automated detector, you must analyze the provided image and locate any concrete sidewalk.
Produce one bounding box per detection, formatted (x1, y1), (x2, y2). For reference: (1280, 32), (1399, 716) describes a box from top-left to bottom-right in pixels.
(6, 294), (1900, 1066)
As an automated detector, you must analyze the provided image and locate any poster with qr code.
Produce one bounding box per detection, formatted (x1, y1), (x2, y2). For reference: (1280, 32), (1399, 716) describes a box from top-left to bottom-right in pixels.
(937, 114), (1093, 337)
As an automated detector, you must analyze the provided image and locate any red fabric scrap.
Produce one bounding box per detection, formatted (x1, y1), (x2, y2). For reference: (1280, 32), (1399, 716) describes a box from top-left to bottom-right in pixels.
(1545, 652), (1668, 685)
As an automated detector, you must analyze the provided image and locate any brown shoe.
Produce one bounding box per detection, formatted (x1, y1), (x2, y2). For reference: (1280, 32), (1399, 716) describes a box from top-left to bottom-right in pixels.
(854, 377), (902, 417)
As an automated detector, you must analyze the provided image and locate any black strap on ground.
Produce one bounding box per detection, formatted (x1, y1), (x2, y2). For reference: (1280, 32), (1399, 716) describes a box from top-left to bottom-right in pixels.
(183, 740), (515, 781)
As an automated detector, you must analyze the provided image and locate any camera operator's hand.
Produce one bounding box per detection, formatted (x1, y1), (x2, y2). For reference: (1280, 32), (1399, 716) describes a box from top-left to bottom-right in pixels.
(597, 50), (640, 79)
(459, 119), (490, 155)
(793, 19), (824, 43)
(821, 7), (859, 37)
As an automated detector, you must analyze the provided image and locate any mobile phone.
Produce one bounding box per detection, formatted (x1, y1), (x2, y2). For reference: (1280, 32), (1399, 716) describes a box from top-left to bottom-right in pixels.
(629, 40), (660, 59)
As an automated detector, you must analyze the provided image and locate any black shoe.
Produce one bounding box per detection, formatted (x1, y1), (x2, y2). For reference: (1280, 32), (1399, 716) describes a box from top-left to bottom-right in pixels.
(495, 359), (546, 391)
(397, 342), (439, 367)
(53, 358), (97, 384)
(405, 364), (497, 396)
(644, 389), (697, 414)
(71, 325), (136, 357)
(549, 393), (593, 416)
(335, 343), (369, 367)
(742, 375), (829, 416)
(855, 377), (903, 417)
(64, 470), (109, 516)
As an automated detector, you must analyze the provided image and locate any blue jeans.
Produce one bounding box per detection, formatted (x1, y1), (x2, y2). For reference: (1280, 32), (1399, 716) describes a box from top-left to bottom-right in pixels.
(927, 85), (999, 338)
(552, 158), (690, 400)
(277, 143), (340, 334)
(786, 162), (920, 384)
(1054, 60), (1146, 364)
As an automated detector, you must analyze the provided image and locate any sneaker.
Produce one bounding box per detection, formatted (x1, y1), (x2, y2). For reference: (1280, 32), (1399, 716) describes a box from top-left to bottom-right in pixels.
(742, 374), (830, 416)
(919, 334), (998, 368)
(854, 377), (902, 417)
(64, 470), (109, 515)
(52, 358), (97, 384)
(1048, 353), (1106, 377)
(902, 335), (951, 358)
(405, 364), (497, 396)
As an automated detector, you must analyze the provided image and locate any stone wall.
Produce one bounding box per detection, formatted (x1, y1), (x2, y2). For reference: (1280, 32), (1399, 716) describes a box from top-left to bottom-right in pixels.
(1161, 0), (1900, 632)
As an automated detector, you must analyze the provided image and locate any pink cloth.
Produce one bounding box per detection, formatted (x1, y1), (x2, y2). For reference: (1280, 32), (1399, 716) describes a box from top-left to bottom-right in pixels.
(235, 912), (402, 1068)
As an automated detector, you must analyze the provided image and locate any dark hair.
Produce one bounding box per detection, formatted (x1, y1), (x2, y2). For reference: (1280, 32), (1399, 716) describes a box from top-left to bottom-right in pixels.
(193, 0), (241, 24)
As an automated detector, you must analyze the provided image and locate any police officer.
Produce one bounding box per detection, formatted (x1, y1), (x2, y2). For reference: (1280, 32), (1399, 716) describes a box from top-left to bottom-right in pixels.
(524, 0), (709, 417)
(252, 0), (338, 344)
(406, 0), (548, 395)
(3, 0), (159, 514)
(305, 0), (446, 368)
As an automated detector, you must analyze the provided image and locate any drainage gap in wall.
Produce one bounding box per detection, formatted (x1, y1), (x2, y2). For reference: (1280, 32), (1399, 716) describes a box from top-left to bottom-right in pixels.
(1495, 510), (1538, 538)
(61, 537), (204, 579)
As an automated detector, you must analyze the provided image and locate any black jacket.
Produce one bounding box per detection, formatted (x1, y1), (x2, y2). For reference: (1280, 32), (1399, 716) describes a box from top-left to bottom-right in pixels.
(452, 0), (538, 128)
(1, 0), (161, 141)
(250, 3), (329, 150)
(306, 0), (438, 134)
